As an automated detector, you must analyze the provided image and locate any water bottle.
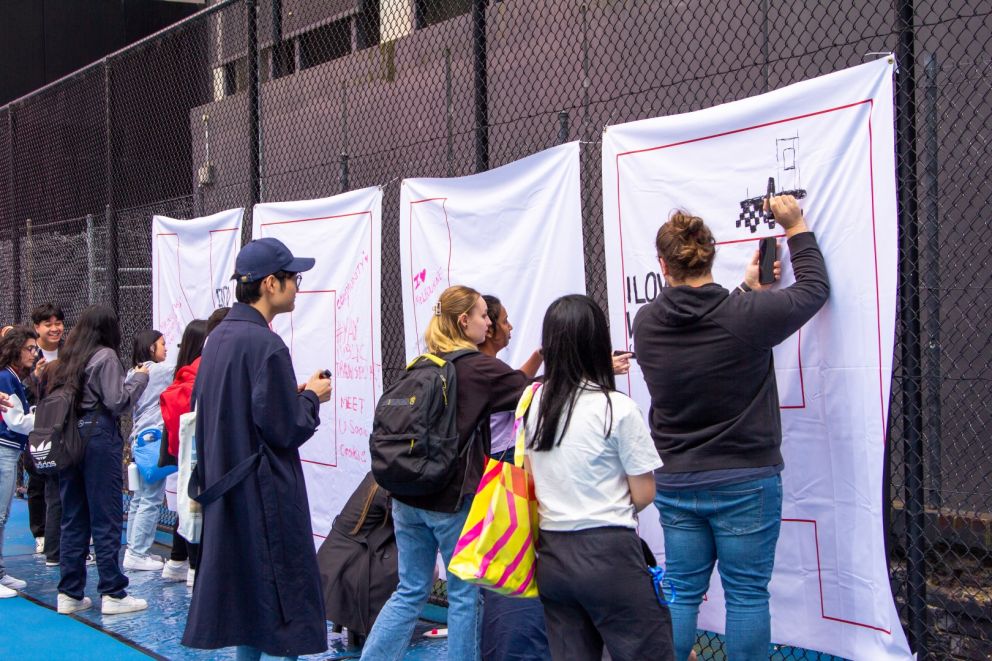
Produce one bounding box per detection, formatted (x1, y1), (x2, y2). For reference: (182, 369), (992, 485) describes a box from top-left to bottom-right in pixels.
(127, 462), (139, 491)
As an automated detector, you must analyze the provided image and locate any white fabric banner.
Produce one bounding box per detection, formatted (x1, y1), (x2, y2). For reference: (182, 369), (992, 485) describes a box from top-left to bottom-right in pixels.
(152, 208), (243, 354)
(603, 58), (910, 659)
(252, 187), (383, 547)
(400, 142), (585, 367)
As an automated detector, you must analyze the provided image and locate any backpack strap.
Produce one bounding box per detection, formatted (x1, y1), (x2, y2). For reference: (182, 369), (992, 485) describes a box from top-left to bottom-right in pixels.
(405, 348), (478, 371)
(443, 348), (478, 362)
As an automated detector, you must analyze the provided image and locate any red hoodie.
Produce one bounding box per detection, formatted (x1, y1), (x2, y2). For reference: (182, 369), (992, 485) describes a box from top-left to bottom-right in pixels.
(160, 356), (200, 457)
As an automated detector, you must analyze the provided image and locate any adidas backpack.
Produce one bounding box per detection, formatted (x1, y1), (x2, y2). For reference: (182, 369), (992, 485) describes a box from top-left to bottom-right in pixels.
(28, 385), (89, 474)
(369, 349), (475, 497)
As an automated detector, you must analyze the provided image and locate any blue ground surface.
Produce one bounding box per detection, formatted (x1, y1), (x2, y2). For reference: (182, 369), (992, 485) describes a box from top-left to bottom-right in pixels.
(2, 498), (447, 660)
(4, 496), (847, 660)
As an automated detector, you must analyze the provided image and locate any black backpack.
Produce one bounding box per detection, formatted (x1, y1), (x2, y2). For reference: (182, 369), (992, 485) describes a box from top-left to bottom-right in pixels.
(369, 349), (475, 497)
(28, 385), (90, 474)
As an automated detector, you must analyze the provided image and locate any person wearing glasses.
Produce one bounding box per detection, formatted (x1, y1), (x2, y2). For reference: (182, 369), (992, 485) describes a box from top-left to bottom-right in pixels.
(182, 238), (333, 660)
(0, 326), (42, 598)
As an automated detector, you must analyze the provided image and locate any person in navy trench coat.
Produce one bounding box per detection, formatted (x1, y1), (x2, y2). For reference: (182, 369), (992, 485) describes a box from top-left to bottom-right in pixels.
(182, 238), (333, 658)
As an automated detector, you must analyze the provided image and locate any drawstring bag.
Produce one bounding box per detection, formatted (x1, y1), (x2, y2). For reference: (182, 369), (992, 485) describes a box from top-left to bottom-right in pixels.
(448, 383), (541, 598)
(132, 427), (177, 484)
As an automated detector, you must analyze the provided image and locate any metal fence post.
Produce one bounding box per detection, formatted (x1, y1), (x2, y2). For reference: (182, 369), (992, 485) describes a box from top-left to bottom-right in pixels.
(558, 110), (570, 144)
(921, 52), (942, 510)
(245, 0), (261, 247)
(7, 108), (21, 322)
(106, 204), (120, 315)
(894, 0), (927, 656)
(472, 0), (489, 172)
(104, 58), (120, 317)
(445, 47), (454, 177)
(340, 153), (349, 193)
(86, 213), (96, 305)
(25, 218), (33, 313)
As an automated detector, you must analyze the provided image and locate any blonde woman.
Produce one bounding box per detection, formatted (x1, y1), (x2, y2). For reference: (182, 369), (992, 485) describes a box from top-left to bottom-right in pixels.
(361, 285), (531, 661)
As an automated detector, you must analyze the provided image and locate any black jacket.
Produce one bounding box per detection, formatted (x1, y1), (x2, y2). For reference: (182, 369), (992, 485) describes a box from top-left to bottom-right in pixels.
(632, 232), (829, 473)
(317, 472), (397, 635)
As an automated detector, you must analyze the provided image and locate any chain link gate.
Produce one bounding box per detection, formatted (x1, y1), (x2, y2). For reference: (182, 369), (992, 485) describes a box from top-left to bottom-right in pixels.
(1, 1), (990, 658)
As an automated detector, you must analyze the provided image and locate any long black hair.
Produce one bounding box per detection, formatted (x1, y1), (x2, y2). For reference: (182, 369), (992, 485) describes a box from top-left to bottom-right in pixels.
(131, 329), (163, 367)
(531, 295), (616, 452)
(174, 320), (209, 377)
(49, 305), (122, 392)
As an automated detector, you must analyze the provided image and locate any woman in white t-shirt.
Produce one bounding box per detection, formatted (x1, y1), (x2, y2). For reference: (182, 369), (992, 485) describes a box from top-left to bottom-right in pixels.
(525, 294), (673, 661)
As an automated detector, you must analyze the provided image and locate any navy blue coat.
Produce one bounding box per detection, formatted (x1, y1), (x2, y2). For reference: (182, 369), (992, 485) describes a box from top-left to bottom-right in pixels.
(182, 303), (326, 655)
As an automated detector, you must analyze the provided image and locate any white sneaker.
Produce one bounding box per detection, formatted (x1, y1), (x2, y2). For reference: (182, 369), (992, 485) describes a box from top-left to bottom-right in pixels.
(123, 550), (164, 572)
(186, 568), (196, 588)
(161, 560), (188, 582)
(57, 593), (93, 614)
(86, 553), (96, 566)
(0, 574), (27, 590)
(102, 594), (148, 615)
(0, 584), (16, 599)
(35, 537), (45, 554)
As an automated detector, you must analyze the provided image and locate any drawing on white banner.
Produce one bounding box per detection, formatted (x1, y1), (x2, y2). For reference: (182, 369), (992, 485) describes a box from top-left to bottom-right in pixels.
(400, 142), (585, 371)
(152, 208), (243, 354)
(737, 135), (809, 233)
(253, 188), (383, 547)
(603, 58), (909, 660)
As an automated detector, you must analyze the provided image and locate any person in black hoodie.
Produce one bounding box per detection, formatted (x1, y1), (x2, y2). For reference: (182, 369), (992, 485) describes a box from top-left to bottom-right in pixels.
(632, 195), (828, 661)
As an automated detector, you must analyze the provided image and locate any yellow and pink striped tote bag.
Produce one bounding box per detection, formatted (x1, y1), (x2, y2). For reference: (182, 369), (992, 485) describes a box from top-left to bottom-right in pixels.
(447, 383), (541, 598)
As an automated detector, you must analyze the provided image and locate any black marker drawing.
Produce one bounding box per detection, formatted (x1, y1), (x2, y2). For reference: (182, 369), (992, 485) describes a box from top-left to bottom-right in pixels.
(214, 286), (231, 308)
(737, 134), (808, 233)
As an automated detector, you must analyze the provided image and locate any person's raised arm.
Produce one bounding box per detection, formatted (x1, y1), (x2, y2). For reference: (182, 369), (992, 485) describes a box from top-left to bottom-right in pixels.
(732, 194), (830, 348)
(518, 349), (543, 379)
(94, 351), (148, 415)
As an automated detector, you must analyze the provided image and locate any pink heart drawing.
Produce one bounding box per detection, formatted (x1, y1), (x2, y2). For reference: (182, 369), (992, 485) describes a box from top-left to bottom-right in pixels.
(413, 268), (427, 289)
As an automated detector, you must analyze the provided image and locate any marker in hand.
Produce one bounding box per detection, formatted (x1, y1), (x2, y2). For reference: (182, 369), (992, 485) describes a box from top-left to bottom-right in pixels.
(305, 369), (333, 403)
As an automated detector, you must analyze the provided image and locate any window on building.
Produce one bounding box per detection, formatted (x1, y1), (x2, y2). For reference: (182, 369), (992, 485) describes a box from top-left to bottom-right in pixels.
(416, 0), (472, 29)
(261, 40), (296, 82)
(356, 0), (381, 50)
(223, 56), (248, 96)
(299, 18), (353, 70)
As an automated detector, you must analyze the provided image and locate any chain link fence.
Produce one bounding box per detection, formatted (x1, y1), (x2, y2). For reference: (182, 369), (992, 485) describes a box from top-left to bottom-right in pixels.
(1, 1), (990, 658)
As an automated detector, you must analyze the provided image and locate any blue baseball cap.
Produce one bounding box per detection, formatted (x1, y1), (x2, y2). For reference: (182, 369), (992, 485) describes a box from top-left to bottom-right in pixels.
(234, 238), (315, 283)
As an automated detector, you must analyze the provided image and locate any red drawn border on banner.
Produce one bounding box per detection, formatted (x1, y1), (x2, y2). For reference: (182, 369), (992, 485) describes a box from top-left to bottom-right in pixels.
(616, 100), (893, 634)
(781, 518), (892, 634)
(208, 226), (239, 305)
(155, 226), (239, 331)
(613, 98), (884, 428)
(261, 209), (377, 471)
(408, 197), (452, 356)
(713, 233), (805, 409)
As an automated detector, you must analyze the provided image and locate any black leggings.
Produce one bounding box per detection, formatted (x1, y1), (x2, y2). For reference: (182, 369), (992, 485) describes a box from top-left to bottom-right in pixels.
(169, 520), (200, 570)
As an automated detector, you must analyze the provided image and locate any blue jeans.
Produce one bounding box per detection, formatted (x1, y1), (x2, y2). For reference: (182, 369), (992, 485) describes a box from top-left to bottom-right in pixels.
(235, 646), (296, 661)
(126, 457), (166, 557)
(360, 498), (481, 661)
(654, 475), (782, 661)
(0, 444), (21, 580)
(58, 411), (128, 600)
